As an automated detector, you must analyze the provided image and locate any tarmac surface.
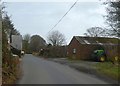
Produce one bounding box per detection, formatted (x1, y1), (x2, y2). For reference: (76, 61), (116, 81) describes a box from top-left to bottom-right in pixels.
(48, 58), (119, 84)
(18, 54), (109, 84)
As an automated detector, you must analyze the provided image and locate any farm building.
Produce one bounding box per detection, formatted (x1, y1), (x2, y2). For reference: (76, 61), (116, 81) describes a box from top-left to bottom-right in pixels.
(67, 36), (120, 60)
(10, 35), (23, 57)
(11, 35), (22, 50)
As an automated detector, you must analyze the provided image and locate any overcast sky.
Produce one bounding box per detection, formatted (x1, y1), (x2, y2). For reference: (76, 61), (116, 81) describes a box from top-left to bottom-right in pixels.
(4, 0), (107, 44)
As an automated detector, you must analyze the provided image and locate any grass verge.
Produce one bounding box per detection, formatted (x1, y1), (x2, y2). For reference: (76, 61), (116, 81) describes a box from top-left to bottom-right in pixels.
(95, 62), (120, 80)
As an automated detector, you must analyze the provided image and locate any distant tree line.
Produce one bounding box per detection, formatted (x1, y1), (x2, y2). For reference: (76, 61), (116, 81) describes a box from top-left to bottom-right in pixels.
(23, 34), (46, 53)
(23, 30), (67, 58)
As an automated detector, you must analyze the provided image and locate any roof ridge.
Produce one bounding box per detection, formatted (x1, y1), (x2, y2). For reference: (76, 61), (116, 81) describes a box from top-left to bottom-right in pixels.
(73, 36), (119, 45)
(74, 36), (120, 39)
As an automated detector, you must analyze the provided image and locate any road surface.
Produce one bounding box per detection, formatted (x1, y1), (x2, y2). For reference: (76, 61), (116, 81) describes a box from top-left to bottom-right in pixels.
(18, 54), (108, 84)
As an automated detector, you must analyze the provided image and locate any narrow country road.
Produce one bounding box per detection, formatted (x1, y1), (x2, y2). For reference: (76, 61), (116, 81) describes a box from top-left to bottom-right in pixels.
(18, 54), (108, 84)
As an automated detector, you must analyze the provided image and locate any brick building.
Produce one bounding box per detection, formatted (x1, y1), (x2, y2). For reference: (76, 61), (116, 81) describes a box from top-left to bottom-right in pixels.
(67, 36), (119, 60)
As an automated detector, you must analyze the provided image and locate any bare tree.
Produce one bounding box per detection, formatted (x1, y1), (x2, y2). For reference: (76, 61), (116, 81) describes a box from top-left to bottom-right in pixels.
(23, 34), (31, 42)
(105, 1), (120, 37)
(22, 34), (31, 53)
(84, 27), (108, 37)
(47, 30), (66, 46)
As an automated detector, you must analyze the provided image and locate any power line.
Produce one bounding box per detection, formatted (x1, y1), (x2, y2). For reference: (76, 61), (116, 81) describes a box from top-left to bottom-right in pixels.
(47, 0), (78, 34)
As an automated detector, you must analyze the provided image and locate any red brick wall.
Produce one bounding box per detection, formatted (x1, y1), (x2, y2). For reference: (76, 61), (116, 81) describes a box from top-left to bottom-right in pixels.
(67, 37), (81, 59)
(78, 44), (100, 60)
(68, 37), (120, 60)
(67, 37), (100, 60)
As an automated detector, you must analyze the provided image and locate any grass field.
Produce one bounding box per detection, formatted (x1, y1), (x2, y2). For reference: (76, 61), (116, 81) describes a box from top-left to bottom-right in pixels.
(95, 62), (120, 80)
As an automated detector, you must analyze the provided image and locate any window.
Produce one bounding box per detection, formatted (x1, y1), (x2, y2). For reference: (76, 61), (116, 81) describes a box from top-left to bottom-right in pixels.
(73, 48), (76, 54)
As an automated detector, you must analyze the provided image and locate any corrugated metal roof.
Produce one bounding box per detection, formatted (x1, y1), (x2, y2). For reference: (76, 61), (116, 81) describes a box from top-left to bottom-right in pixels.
(10, 35), (22, 50)
(74, 36), (119, 45)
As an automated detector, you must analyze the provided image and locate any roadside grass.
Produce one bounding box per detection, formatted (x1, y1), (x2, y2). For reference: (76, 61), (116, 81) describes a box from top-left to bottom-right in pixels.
(0, 42), (2, 65)
(95, 62), (120, 80)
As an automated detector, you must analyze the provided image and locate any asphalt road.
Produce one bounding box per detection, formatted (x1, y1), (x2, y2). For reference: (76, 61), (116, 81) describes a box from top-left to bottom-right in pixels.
(18, 54), (108, 84)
